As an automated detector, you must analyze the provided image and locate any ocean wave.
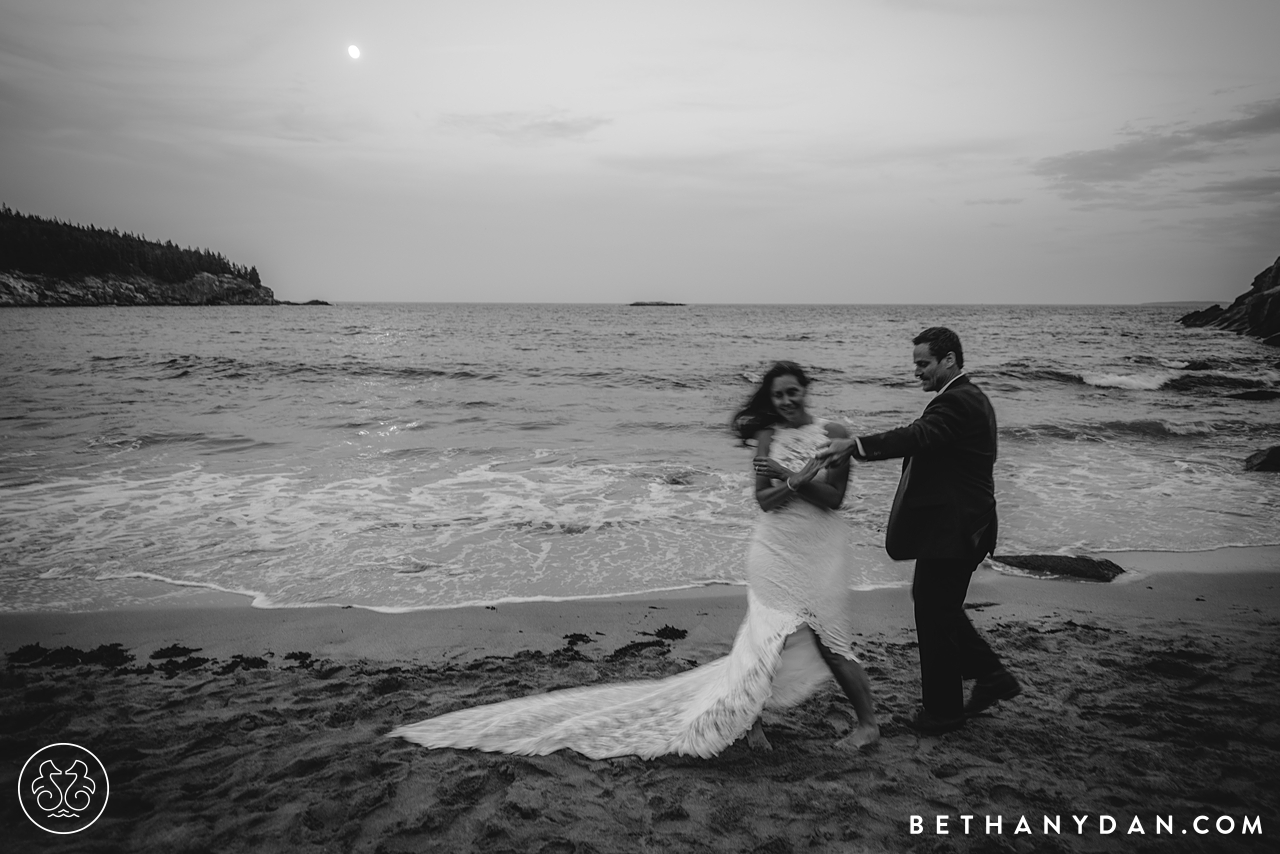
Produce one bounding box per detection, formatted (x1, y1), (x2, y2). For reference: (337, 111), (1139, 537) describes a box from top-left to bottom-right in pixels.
(986, 365), (1087, 387)
(987, 362), (1277, 395)
(1024, 368), (1088, 385)
(84, 431), (278, 454)
(197, 436), (282, 455)
(1132, 355), (1235, 371)
(140, 354), (745, 389)
(1072, 370), (1276, 394)
(143, 354), (505, 383)
(1002, 424), (1104, 443)
(78, 352), (804, 392)
(1002, 418), (1256, 442)
(1080, 371), (1174, 390)
(1161, 372), (1271, 393)
(96, 571), (266, 605)
(615, 421), (690, 432)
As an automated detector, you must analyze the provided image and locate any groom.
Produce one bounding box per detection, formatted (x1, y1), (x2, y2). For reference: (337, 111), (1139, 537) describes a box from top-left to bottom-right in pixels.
(818, 327), (1019, 734)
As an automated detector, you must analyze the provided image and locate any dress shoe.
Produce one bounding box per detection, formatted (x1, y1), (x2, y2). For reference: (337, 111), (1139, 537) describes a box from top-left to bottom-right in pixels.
(896, 708), (966, 735)
(965, 669), (1022, 716)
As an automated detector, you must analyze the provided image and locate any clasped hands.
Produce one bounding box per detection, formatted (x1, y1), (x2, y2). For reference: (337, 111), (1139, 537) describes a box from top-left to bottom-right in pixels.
(753, 439), (863, 489)
(814, 437), (861, 467)
(752, 455), (823, 492)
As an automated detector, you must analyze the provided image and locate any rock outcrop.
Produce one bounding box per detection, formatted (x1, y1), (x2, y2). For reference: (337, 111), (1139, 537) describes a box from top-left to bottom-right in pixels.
(0, 271), (277, 307)
(1180, 256), (1280, 347)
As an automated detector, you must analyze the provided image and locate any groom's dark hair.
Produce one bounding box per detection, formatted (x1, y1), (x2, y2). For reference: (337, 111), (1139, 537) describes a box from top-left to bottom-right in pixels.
(914, 327), (964, 370)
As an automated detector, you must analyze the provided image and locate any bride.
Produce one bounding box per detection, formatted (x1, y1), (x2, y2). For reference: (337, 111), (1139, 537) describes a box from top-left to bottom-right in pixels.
(391, 360), (880, 758)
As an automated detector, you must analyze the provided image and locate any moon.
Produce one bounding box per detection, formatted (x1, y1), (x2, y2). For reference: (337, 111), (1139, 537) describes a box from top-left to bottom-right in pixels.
(348, 45), (360, 59)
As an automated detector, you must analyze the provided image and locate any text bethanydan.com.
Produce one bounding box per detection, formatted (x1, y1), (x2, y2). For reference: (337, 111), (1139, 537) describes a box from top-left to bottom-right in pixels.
(910, 814), (1262, 837)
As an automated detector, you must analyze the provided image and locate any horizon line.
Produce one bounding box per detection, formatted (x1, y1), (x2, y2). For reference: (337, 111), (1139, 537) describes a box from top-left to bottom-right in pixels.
(265, 299), (1222, 307)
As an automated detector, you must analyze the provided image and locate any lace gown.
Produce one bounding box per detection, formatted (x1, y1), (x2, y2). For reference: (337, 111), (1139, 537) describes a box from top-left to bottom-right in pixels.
(390, 419), (860, 759)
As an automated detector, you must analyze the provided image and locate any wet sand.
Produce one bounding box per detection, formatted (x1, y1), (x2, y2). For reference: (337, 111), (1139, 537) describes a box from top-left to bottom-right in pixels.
(2, 558), (1278, 853)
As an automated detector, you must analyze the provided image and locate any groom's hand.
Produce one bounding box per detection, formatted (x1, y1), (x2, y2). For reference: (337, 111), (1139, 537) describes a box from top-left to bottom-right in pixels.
(816, 437), (861, 467)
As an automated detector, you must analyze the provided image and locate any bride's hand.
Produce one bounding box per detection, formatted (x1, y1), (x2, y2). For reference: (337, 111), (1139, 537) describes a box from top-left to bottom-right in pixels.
(789, 456), (825, 487)
(752, 456), (793, 481)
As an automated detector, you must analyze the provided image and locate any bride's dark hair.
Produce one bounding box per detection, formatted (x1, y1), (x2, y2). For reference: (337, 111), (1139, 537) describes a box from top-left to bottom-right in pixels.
(731, 361), (811, 445)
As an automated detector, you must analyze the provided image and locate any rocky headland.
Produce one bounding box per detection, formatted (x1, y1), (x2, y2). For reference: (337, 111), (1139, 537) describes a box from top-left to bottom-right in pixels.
(1179, 254), (1280, 347)
(1, 204), (328, 307)
(0, 270), (280, 307)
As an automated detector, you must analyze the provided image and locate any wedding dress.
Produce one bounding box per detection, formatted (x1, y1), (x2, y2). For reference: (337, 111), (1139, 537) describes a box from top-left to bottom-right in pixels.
(391, 419), (860, 759)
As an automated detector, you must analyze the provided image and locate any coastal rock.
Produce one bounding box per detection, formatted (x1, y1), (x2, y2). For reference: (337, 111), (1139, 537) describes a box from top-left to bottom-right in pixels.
(1177, 304), (1225, 327)
(1244, 446), (1280, 472)
(1179, 255), (1280, 347)
(0, 270), (277, 307)
(992, 554), (1125, 582)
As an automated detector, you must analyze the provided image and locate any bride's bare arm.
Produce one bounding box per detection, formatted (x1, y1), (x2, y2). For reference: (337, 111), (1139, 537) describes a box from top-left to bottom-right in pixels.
(753, 426), (850, 511)
(787, 423), (850, 510)
(752, 431), (800, 512)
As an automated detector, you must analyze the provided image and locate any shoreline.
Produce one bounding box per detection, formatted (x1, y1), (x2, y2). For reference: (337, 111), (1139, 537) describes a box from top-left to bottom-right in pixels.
(3, 558), (1277, 852)
(2, 554), (1277, 666)
(3, 542), (1277, 622)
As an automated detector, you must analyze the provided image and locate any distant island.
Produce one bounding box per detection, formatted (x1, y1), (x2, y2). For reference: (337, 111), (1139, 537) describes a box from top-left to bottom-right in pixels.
(0, 204), (327, 307)
(628, 301), (685, 306)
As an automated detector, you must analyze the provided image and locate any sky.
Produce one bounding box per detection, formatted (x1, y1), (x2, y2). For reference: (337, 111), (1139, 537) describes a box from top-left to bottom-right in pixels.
(2, 0), (1278, 304)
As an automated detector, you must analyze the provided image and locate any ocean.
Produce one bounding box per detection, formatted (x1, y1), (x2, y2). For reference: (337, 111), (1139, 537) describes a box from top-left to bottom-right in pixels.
(2, 303), (1278, 612)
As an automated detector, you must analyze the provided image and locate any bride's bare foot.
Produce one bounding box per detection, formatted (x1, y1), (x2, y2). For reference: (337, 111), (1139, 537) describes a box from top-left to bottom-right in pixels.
(747, 719), (773, 752)
(836, 723), (881, 752)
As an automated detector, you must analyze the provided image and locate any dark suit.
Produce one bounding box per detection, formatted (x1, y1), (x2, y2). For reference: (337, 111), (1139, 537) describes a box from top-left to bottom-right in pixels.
(858, 374), (1004, 718)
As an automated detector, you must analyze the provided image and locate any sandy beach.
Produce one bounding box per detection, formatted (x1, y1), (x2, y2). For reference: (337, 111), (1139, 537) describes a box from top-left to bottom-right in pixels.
(3, 553), (1278, 853)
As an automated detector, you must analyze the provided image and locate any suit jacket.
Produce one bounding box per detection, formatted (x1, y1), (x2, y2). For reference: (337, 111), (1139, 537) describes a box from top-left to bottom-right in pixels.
(858, 374), (998, 561)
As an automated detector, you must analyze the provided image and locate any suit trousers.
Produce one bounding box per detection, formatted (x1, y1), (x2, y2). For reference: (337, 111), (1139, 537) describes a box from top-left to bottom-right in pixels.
(911, 557), (1004, 718)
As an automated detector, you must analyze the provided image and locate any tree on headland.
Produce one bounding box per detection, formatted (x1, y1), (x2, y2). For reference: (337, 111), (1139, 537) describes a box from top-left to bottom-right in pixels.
(0, 204), (258, 285)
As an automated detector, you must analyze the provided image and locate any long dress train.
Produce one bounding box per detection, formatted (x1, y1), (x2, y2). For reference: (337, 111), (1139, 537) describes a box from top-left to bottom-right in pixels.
(390, 420), (859, 760)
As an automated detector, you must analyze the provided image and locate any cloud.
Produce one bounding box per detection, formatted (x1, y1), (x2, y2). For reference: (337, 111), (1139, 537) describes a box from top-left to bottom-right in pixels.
(1033, 97), (1280, 186)
(1195, 98), (1280, 141)
(1034, 135), (1211, 184)
(1190, 173), (1280, 203)
(1185, 201), (1280, 260)
(440, 110), (611, 145)
(964, 197), (1024, 206)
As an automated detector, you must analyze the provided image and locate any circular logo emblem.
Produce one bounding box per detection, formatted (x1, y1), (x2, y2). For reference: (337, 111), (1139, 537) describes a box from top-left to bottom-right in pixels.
(18, 743), (110, 834)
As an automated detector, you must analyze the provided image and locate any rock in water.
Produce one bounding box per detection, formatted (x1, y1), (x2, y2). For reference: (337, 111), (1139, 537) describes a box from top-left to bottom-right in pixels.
(992, 554), (1125, 582)
(1244, 446), (1280, 472)
(1178, 304), (1225, 327)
